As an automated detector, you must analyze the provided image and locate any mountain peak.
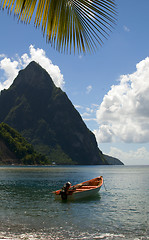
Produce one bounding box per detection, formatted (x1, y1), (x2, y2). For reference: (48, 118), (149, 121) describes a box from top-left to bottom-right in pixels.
(11, 61), (55, 93)
(24, 61), (45, 72)
(0, 61), (108, 165)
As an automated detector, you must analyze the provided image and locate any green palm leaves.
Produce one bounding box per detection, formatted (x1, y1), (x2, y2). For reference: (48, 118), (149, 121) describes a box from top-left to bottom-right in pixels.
(1, 0), (117, 53)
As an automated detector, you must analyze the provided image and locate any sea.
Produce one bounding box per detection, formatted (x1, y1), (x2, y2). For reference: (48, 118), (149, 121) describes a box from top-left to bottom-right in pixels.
(0, 165), (148, 240)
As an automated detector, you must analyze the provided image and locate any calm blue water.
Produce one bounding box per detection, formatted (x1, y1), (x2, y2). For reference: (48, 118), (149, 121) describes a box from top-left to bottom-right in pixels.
(0, 165), (148, 240)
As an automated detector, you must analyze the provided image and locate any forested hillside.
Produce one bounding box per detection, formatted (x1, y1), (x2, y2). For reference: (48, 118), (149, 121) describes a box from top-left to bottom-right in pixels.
(0, 122), (48, 165)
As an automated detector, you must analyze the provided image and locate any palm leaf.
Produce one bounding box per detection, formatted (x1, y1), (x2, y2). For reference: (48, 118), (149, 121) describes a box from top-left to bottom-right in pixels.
(1, 0), (117, 53)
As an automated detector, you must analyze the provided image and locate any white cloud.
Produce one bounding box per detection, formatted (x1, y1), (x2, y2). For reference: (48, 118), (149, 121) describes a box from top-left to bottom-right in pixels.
(74, 105), (83, 109)
(74, 104), (97, 122)
(86, 85), (92, 94)
(0, 58), (19, 90)
(0, 54), (6, 58)
(83, 118), (96, 122)
(82, 112), (91, 117)
(81, 105), (97, 120)
(123, 25), (130, 32)
(0, 45), (64, 91)
(95, 57), (149, 143)
(86, 107), (94, 113)
(105, 147), (149, 165)
(91, 103), (99, 107)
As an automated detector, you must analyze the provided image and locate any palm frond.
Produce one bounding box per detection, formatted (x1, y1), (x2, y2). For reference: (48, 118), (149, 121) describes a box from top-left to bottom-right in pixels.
(1, 0), (117, 53)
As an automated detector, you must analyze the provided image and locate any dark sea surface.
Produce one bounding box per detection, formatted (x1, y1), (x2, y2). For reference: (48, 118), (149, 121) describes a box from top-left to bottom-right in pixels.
(0, 165), (148, 240)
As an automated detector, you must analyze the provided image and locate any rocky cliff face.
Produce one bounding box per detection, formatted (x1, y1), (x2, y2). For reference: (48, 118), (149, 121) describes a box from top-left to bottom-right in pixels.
(0, 61), (108, 165)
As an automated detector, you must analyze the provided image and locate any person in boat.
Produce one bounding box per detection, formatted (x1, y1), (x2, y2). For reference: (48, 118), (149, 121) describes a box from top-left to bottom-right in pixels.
(60, 182), (71, 200)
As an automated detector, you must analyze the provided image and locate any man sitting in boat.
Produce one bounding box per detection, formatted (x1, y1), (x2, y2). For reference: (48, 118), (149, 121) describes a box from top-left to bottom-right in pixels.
(60, 182), (71, 200)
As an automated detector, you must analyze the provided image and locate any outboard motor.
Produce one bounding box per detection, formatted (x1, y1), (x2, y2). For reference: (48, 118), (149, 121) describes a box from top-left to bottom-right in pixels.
(60, 182), (71, 200)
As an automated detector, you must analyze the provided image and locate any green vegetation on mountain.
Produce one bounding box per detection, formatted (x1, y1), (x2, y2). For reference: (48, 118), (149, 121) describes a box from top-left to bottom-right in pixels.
(0, 122), (48, 165)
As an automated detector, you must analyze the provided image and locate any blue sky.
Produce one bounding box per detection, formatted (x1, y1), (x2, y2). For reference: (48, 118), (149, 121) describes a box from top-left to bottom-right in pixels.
(0, 0), (149, 165)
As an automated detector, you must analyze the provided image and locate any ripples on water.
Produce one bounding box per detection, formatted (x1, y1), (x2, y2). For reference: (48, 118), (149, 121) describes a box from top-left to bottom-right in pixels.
(0, 165), (149, 239)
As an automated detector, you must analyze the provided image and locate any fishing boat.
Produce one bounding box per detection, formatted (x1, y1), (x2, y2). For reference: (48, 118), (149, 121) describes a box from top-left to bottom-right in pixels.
(53, 176), (103, 200)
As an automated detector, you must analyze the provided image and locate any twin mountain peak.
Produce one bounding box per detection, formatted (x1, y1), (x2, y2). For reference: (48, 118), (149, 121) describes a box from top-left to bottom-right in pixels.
(0, 61), (123, 165)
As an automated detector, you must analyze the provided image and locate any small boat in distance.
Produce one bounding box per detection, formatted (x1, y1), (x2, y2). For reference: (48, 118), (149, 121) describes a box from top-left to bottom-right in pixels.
(53, 176), (103, 200)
